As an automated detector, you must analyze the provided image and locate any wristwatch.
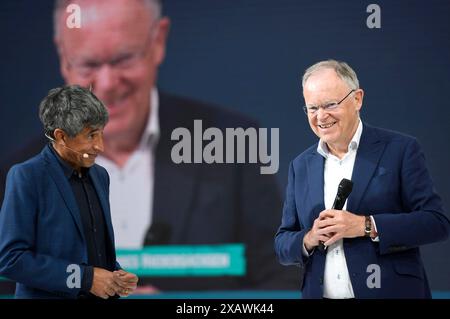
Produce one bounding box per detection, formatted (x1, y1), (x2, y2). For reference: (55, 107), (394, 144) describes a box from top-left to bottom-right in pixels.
(364, 216), (372, 237)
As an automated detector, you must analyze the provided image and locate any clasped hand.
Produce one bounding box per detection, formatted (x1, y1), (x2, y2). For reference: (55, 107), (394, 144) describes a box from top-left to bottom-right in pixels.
(304, 209), (365, 251)
(90, 267), (139, 299)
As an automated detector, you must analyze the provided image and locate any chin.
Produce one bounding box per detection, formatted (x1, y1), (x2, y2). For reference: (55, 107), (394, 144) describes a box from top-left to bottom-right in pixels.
(319, 135), (336, 146)
(84, 163), (95, 168)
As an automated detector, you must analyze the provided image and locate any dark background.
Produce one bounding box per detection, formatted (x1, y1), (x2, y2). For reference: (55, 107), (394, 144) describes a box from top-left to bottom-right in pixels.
(0, 0), (449, 292)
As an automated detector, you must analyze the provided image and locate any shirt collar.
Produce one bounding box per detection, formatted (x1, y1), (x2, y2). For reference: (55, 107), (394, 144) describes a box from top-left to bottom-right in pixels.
(317, 119), (363, 159)
(48, 143), (89, 179)
(139, 87), (160, 149)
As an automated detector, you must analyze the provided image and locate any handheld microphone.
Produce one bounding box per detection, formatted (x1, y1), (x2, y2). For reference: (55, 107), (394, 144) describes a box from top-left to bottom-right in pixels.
(44, 133), (89, 159)
(318, 178), (353, 252)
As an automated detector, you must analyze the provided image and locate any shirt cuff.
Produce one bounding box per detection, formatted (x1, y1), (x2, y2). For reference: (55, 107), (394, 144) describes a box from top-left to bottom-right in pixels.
(370, 215), (380, 242)
(302, 243), (315, 257)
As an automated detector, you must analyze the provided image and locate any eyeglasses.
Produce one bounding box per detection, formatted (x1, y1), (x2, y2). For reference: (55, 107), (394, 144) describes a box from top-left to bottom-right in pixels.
(303, 89), (355, 115)
(64, 22), (159, 78)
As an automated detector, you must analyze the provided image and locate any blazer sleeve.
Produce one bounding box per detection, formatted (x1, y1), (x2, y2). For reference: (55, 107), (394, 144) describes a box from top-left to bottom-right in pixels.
(0, 165), (86, 298)
(373, 138), (450, 254)
(275, 161), (309, 267)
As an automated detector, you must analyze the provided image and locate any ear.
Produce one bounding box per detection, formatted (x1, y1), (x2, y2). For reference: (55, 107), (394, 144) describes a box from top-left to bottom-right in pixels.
(354, 89), (364, 111)
(54, 38), (71, 82)
(53, 129), (66, 144)
(152, 17), (171, 67)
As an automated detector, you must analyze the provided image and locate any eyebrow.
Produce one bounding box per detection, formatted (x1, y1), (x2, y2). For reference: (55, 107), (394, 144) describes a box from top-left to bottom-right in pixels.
(307, 99), (335, 107)
(71, 47), (136, 65)
(86, 128), (100, 134)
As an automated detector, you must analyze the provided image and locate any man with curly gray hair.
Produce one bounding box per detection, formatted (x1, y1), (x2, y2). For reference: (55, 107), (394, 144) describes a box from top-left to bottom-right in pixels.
(0, 85), (138, 299)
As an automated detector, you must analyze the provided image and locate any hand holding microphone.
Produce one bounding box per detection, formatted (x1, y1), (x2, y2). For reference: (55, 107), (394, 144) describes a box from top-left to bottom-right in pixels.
(317, 178), (353, 252)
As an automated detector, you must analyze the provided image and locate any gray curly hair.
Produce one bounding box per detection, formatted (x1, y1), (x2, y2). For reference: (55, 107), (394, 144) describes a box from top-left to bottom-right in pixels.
(39, 85), (109, 138)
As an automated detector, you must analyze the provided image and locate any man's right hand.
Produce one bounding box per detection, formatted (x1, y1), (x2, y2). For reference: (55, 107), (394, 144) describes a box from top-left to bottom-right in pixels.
(303, 215), (333, 252)
(90, 267), (123, 299)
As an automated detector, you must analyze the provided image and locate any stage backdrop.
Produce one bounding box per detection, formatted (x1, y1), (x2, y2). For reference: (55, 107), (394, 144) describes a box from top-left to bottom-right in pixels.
(0, 0), (449, 293)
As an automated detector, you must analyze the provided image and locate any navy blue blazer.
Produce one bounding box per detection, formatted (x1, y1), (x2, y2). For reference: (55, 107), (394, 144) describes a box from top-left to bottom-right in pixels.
(275, 123), (450, 298)
(0, 145), (119, 298)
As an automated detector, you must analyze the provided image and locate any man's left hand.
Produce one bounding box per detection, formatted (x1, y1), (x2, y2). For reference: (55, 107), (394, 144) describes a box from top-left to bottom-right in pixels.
(316, 209), (365, 247)
(113, 270), (139, 297)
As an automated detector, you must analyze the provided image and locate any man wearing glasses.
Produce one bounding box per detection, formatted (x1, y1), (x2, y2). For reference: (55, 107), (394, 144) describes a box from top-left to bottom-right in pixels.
(275, 59), (450, 298)
(0, 0), (298, 292)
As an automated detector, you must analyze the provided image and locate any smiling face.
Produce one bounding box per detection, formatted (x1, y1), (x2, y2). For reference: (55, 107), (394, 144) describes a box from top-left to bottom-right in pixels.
(303, 68), (364, 156)
(55, 0), (169, 143)
(54, 126), (105, 170)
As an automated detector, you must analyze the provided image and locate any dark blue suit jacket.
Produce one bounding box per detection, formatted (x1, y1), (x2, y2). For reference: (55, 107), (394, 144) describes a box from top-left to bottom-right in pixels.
(0, 146), (119, 298)
(275, 123), (450, 298)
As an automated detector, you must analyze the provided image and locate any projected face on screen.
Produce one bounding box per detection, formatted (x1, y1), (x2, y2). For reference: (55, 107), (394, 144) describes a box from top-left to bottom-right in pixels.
(55, 0), (169, 143)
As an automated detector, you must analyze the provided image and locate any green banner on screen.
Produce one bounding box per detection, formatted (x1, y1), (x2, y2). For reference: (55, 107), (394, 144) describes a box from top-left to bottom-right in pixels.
(116, 244), (246, 277)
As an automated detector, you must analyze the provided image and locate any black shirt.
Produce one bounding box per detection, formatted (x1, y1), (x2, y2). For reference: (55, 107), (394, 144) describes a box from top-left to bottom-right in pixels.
(49, 145), (115, 296)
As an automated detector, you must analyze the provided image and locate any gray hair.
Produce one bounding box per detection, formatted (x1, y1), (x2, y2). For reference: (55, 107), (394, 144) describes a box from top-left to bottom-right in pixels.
(39, 85), (109, 138)
(53, 0), (162, 38)
(302, 59), (360, 90)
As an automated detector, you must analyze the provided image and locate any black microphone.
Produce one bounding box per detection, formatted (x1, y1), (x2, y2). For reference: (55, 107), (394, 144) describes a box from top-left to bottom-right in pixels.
(45, 133), (90, 158)
(144, 222), (172, 246)
(318, 178), (353, 252)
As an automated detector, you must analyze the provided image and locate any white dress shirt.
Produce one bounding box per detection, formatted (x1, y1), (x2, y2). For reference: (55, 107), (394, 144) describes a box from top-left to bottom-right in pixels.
(97, 88), (160, 249)
(318, 119), (363, 299)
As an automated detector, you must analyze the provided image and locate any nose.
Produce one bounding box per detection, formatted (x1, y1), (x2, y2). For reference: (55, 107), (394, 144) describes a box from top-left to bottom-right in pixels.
(316, 107), (329, 121)
(93, 135), (105, 153)
(92, 65), (120, 97)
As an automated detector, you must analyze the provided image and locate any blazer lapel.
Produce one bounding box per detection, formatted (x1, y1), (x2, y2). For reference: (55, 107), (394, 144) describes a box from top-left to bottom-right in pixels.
(42, 147), (85, 242)
(347, 124), (386, 213)
(306, 150), (325, 221)
(151, 94), (199, 243)
(152, 150), (198, 242)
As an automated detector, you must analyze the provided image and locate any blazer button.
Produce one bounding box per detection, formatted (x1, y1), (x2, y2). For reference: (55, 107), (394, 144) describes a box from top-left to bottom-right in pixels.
(319, 277), (324, 285)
